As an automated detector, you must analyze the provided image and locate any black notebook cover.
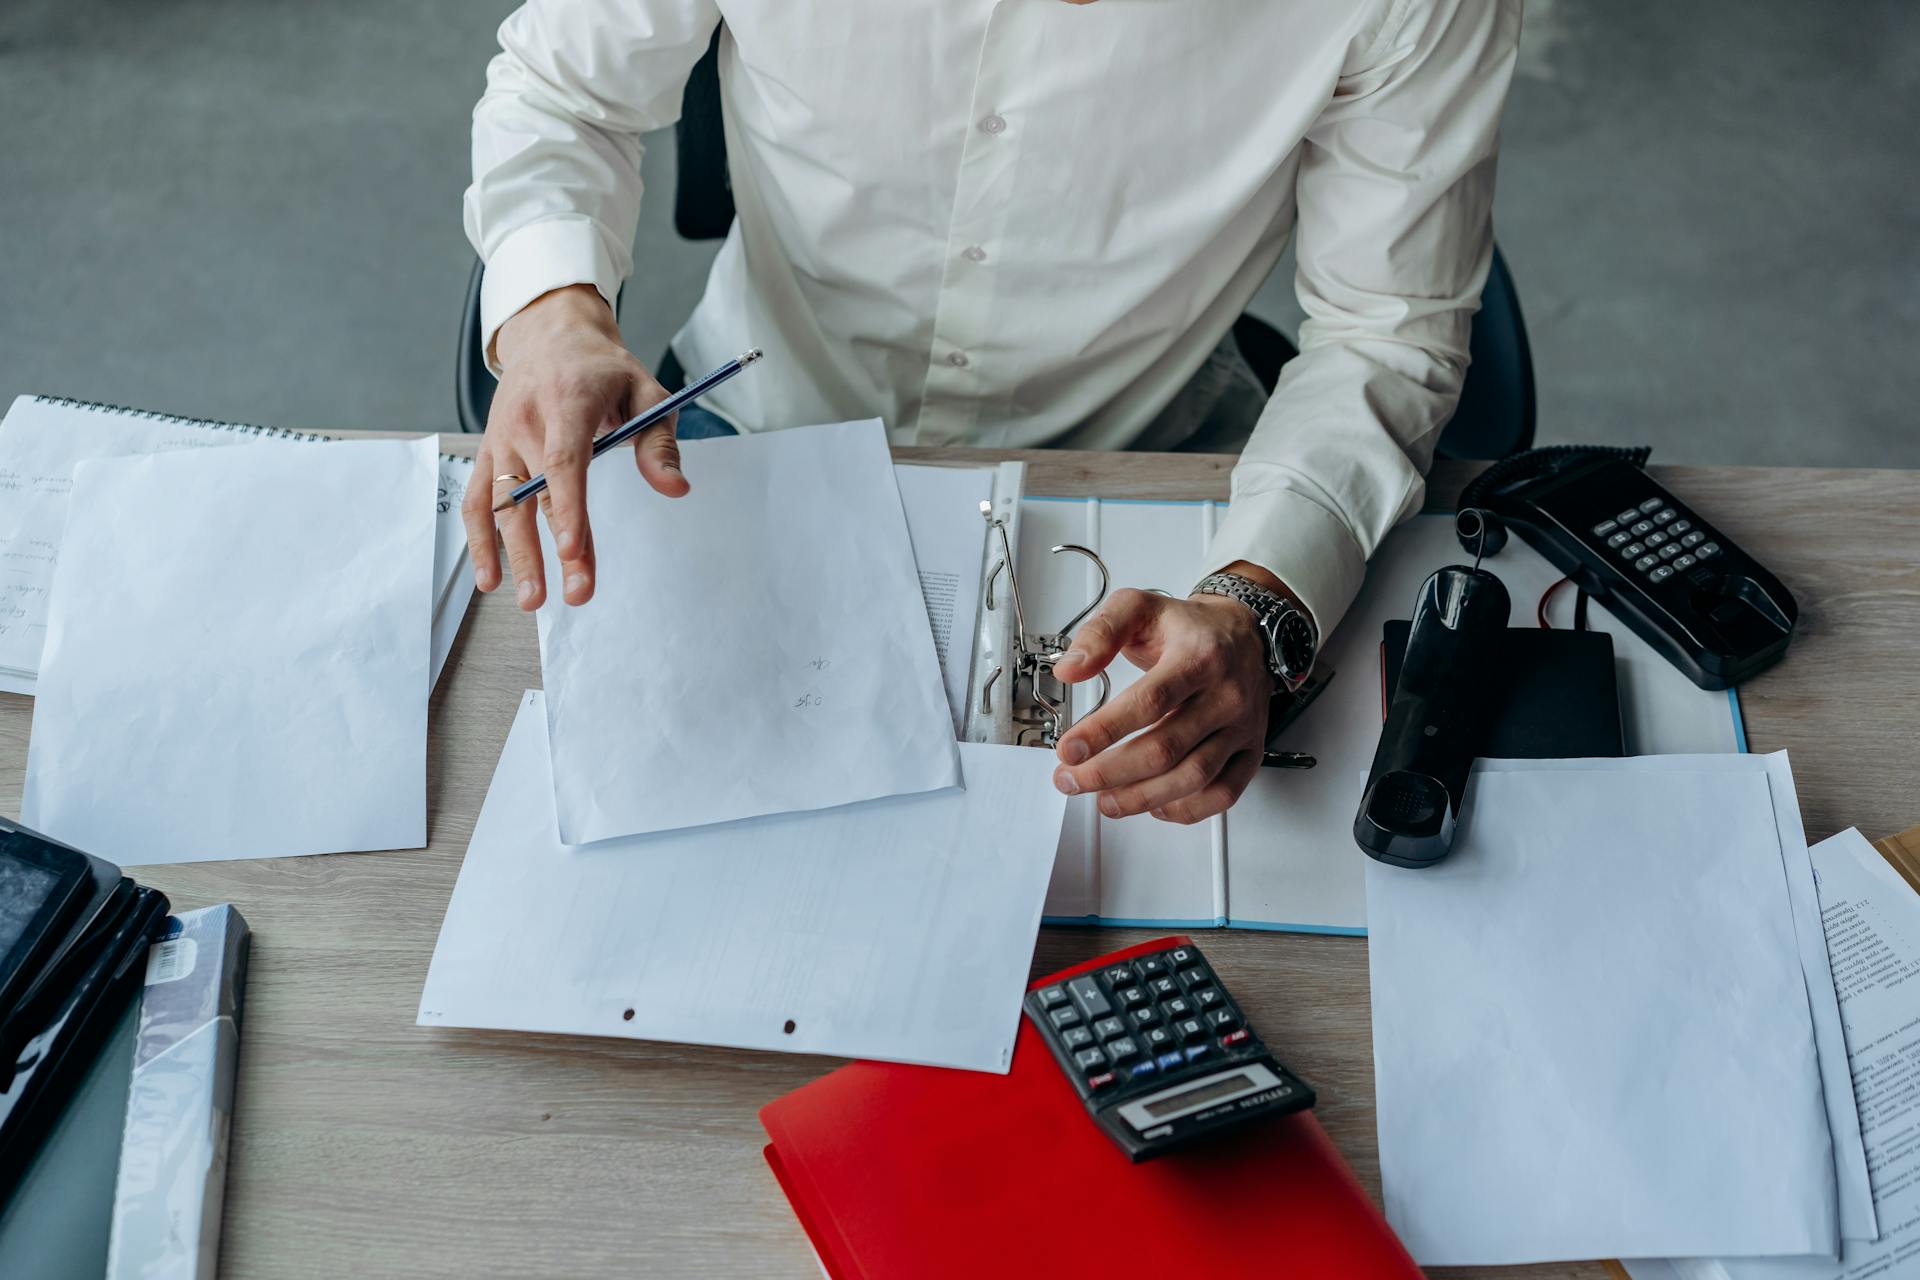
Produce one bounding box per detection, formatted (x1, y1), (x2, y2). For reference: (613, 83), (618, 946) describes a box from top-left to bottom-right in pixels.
(1381, 622), (1624, 758)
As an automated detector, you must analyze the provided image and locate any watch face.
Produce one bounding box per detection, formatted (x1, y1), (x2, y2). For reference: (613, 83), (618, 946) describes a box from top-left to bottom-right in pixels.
(1276, 613), (1315, 677)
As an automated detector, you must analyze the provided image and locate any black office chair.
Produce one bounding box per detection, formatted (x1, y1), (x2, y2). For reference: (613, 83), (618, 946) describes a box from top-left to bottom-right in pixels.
(458, 35), (1534, 460)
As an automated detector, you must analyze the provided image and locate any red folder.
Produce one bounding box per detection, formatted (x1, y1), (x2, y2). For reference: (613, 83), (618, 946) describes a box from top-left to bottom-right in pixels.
(760, 936), (1420, 1278)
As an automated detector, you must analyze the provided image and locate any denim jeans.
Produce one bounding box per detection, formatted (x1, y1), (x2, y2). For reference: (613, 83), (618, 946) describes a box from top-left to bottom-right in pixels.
(673, 402), (740, 440)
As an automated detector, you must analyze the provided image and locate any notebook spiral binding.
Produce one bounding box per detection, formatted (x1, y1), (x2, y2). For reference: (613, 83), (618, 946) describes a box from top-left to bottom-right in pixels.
(29, 395), (475, 469)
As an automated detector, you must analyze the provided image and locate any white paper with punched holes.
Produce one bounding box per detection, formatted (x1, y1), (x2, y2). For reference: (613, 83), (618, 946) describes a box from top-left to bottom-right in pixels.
(417, 691), (1068, 1073)
(532, 419), (962, 842)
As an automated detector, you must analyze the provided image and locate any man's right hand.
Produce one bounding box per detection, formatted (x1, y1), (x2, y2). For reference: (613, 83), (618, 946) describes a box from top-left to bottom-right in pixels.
(462, 283), (688, 611)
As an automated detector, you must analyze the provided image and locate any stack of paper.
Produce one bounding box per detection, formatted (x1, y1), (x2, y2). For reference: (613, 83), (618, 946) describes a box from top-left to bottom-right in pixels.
(22, 439), (441, 865)
(417, 692), (1068, 1072)
(530, 418), (962, 843)
(1365, 753), (1869, 1267)
(1627, 827), (1920, 1280)
(0, 394), (475, 692)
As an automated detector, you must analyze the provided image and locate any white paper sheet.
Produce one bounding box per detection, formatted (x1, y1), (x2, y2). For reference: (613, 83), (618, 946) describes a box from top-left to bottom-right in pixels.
(1474, 754), (1873, 1241)
(1366, 758), (1841, 1265)
(891, 464), (993, 735)
(22, 438), (438, 864)
(1630, 828), (1920, 1280)
(0, 394), (474, 690)
(418, 691), (1068, 1073)
(534, 419), (960, 842)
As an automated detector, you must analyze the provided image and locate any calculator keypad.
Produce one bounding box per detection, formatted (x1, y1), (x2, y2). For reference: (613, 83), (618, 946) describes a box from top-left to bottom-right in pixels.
(1027, 943), (1261, 1098)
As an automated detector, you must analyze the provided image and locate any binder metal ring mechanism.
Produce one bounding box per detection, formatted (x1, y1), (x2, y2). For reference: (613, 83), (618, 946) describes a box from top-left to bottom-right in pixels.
(954, 466), (1328, 762)
(970, 492), (1112, 749)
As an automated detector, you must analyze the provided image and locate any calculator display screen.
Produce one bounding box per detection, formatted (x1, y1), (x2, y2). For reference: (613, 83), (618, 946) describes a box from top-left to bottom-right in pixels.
(1142, 1071), (1258, 1119)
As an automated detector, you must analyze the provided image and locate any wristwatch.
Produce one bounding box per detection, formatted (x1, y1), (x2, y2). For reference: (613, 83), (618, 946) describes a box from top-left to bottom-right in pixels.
(1191, 571), (1319, 693)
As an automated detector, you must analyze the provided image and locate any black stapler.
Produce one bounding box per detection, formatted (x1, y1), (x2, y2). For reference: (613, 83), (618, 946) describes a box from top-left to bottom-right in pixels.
(1353, 560), (1510, 869)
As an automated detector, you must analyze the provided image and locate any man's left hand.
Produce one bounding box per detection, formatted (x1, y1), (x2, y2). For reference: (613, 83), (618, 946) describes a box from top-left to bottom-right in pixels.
(1050, 572), (1283, 824)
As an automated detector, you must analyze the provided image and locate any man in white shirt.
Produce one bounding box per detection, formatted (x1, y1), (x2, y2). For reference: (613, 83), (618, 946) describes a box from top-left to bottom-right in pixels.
(461, 0), (1522, 824)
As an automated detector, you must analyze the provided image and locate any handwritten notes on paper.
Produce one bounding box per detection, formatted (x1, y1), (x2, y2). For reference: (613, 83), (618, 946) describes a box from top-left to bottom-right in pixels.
(534, 420), (961, 843)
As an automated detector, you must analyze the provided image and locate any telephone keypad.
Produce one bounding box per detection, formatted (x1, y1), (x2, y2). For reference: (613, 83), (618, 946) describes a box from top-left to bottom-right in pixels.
(1582, 492), (1724, 590)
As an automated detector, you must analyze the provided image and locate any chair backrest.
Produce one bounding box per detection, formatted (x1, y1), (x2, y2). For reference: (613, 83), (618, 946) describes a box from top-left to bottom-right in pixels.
(1437, 245), (1536, 460)
(457, 34), (732, 433)
(674, 30), (735, 242)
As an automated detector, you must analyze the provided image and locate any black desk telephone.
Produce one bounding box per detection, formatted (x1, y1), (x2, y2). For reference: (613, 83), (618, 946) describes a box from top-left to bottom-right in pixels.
(1456, 445), (1797, 690)
(1356, 445), (1798, 869)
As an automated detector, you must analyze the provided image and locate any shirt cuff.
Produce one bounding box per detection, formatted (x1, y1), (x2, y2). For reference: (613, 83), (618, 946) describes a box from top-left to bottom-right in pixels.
(478, 216), (623, 375)
(1203, 485), (1369, 643)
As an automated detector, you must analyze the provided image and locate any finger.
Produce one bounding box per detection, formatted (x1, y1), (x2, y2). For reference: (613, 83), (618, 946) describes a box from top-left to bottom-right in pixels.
(1154, 750), (1263, 826)
(1054, 660), (1206, 769)
(497, 449), (546, 611)
(463, 447), (503, 592)
(1052, 588), (1161, 683)
(1092, 726), (1242, 819)
(538, 409), (597, 597)
(633, 420), (688, 497)
(1053, 694), (1225, 795)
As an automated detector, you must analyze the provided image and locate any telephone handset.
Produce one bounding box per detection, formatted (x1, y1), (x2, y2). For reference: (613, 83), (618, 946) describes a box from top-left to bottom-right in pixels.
(1457, 445), (1796, 690)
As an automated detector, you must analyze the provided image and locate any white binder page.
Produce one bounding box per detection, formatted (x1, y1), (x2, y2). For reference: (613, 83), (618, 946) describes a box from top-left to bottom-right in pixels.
(418, 692), (1069, 1073)
(22, 438), (437, 863)
(1366, 760), (1839, 1265)
(891, 464), (993, 734)
(534, 419), (960, 842)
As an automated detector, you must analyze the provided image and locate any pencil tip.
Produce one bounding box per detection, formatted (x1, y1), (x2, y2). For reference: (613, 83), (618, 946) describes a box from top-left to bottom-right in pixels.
(739, 347), (764, 365)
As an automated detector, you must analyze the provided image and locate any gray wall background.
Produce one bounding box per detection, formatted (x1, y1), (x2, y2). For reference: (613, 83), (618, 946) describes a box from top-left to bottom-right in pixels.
(2, 0), (1915, 464)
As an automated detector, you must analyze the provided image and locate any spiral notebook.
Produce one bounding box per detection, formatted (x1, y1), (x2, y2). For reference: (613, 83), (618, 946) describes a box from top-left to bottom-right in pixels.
(0, 394), (477, 693)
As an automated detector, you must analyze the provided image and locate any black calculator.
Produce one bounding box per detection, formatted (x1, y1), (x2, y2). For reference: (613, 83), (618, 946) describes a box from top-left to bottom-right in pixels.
(1024, 936), (1314, 1161)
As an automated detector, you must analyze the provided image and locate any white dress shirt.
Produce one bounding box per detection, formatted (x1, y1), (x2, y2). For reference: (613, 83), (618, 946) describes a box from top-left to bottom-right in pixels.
(466, 0), (1521, 639)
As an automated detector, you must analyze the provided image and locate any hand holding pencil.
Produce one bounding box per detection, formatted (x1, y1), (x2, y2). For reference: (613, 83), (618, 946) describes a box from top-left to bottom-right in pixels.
(459, 284), (761, 613)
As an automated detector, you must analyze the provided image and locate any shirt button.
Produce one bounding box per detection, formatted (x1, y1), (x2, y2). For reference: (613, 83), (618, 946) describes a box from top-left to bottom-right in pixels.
(979, 113), (1007, 135)
(962, 245), (988, 263)
(945, 351), (970, 368)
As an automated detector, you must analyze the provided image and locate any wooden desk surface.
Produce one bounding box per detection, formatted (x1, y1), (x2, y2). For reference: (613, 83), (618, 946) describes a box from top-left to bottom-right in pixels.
(3, 444), (1916, 1280)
